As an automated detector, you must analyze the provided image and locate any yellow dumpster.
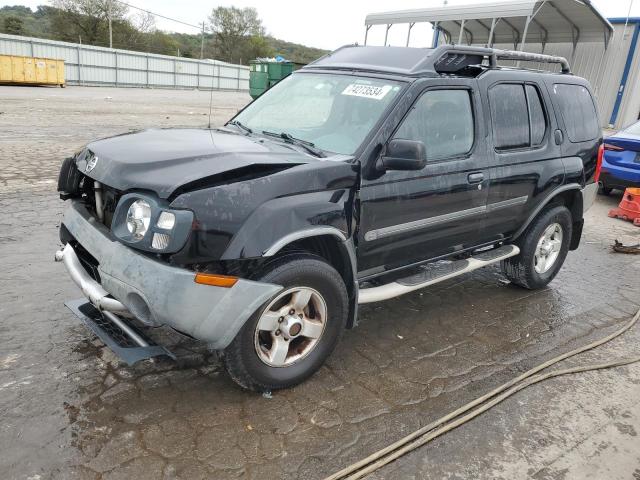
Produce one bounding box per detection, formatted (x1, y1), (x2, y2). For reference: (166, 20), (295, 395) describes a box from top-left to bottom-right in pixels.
(0, 55), (65, 87)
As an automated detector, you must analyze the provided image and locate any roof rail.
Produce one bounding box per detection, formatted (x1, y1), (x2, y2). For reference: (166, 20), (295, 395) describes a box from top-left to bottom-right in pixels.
(413, 44), (571, 75)
(491, 48), (571, 74)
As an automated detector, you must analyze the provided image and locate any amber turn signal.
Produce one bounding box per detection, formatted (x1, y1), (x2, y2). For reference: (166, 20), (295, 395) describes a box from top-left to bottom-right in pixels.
(194, 273), (238, 288)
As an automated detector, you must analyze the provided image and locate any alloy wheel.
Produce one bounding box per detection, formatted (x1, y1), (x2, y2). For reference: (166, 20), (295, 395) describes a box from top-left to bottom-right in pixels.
(534, 222), (563, 274)
(254, 287), (327, 367)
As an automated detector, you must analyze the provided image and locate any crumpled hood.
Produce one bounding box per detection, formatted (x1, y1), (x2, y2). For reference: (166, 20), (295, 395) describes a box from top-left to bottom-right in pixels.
(76, 128), (315, 198)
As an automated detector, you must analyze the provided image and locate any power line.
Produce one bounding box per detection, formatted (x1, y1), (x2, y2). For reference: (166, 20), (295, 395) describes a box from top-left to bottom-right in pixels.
(113, 0), (203, 30)
(111, 0), (208, 58)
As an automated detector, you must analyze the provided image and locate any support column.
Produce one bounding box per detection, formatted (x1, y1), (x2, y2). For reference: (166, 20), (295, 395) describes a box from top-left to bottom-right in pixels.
(384, 24), (392, 46)
(517, 15), (532, 67)
(458, 19), (465, 44)
(431, 22), (440, 48)
(520, 15), (531, 51)
(488, 18), (497, 47)
(406, 22), (415, 47)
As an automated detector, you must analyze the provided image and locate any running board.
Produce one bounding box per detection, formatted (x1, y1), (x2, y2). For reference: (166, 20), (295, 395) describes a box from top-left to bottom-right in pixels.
(358, 245), (520, 304)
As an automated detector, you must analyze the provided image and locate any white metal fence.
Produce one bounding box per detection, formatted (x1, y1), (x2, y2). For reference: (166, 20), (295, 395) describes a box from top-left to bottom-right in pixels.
(0, 33), (249, 91)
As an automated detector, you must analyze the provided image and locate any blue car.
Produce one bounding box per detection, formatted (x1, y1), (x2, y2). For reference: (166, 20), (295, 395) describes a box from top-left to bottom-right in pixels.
(600, 120), (640, 194)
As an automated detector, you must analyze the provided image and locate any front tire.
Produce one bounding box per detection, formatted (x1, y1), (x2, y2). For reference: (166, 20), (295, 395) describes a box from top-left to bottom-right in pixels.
(501, 205), (572, 290)
(222, 254), (348, 392)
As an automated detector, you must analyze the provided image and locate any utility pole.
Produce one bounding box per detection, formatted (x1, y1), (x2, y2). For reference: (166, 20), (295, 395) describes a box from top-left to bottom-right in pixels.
(108, 0), (113, 49)
(200, 22), (205, 59)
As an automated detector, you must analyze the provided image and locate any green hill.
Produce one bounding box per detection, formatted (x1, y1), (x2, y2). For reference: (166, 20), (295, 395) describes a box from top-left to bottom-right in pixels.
(0, 5), (328, 65)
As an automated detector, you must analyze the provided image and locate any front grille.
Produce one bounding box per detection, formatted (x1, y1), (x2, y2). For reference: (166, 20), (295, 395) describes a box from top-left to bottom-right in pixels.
(79, 177), (121, 228)
(101, 186), (120, 228)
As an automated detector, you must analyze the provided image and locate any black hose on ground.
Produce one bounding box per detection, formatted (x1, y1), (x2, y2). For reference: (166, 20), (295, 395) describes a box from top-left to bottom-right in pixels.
(325, 306), (640, 480)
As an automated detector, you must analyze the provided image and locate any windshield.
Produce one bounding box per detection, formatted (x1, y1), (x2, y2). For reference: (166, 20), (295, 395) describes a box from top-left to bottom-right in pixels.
(233, 73), (403, 155)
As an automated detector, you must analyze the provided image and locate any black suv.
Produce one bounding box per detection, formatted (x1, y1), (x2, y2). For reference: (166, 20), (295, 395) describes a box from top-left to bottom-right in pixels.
(56, 45), (602, 391)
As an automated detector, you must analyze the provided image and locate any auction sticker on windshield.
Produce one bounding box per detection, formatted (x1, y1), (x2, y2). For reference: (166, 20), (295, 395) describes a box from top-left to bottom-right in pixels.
(342, 84), (392, 100)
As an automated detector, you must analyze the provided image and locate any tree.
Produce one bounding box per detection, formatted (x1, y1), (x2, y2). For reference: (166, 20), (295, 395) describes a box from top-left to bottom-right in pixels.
(3, 16), (24, 35)
(133, 11), (155, 34)
(0, 4), (326, 62)
(208, 6), (270, 63)
(50, 0), (128, 44)
(240, 35), (274, 63)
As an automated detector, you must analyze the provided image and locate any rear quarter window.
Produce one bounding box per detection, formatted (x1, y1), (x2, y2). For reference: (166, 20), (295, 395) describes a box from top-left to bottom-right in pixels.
(526, 85), (546, 145)
(552, 83), (599, 142)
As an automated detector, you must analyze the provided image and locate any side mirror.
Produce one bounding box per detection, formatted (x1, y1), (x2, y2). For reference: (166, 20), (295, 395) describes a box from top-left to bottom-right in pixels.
(380, 139), (427, 171)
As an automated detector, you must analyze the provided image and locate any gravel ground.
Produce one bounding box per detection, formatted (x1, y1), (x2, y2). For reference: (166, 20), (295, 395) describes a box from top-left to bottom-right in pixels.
(1, 85), (639, 480)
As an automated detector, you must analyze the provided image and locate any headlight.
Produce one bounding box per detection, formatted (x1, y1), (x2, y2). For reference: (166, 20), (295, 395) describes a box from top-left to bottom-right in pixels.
(112, 193), (193, 253)
(126, 199), (151, 240)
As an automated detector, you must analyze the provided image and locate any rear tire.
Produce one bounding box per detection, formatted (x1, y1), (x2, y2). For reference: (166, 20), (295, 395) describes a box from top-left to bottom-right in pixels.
(501, 205), (572, 290)
(599, 183), (612, 196)
(222, 254), (348, 392)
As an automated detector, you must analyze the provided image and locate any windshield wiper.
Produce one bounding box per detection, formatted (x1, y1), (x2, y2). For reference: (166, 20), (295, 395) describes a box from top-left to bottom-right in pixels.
(227, 120), (253, 135)
(261, 130), (326, 158)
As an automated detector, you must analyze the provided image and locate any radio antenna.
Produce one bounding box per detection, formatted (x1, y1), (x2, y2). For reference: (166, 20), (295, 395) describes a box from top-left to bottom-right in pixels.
(207, 76), (214, 129)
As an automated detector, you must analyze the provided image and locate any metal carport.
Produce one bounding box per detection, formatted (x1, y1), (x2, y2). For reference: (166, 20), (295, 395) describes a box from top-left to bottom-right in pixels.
(364, 0), (613, 60)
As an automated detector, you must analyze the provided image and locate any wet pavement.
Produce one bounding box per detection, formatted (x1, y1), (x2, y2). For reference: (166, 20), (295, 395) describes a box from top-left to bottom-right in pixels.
(1, 86), (640, 480)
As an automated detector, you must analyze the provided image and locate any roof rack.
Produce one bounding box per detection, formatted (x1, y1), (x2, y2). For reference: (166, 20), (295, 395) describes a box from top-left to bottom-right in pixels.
(303, 44), (571, 77)
(419, 44), (571, 75)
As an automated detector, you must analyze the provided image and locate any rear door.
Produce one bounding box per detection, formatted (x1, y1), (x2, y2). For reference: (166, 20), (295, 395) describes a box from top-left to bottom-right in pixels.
(479, 73), (565, 239)
(548, 82), (602, 186)
(357, 79), (492, 277)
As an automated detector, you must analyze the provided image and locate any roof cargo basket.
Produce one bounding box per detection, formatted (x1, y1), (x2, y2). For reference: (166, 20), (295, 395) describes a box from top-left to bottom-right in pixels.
(422, 45), (571, 75)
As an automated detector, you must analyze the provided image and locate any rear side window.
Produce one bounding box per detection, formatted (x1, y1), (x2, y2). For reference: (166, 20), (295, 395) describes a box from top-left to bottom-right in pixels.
(490, 84), (529, 149)
(489, 83), (548, 150)
(552, 83), (599, 142)
(394, 89), (474, 160)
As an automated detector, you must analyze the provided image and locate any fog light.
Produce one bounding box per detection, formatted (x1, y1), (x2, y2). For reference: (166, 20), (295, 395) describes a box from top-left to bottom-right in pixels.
(152, 233), (171, 250)
(157, 211), (176, 230)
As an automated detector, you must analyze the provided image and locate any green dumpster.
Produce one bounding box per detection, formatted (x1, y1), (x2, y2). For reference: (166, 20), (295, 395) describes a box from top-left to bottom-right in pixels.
(249, 60), (299, 99)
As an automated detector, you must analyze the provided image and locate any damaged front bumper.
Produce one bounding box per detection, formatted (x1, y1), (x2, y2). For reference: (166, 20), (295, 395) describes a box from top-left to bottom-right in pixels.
(56, 201), (282, 361)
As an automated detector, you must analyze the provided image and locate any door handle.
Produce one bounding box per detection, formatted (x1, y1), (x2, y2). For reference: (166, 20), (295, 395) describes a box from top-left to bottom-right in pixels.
(554, 129), (564, 145)
(467, 172), (484, 184)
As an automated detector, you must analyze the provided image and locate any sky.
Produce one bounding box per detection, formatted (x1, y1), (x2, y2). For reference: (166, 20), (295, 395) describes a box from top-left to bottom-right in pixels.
(2, 0), (640, 50)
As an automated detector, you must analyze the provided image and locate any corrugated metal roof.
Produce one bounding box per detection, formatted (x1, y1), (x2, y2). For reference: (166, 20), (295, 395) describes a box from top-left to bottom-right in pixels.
(366, 0), (536, 25)
(365, 0), (613, 45)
